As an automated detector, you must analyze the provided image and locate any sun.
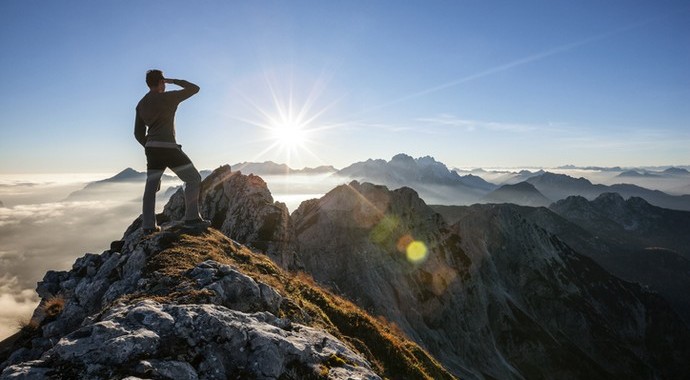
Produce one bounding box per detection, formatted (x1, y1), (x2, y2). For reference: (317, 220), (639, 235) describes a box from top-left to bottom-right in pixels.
(270, 120), (307, 148)
(231, 68), (344, 167)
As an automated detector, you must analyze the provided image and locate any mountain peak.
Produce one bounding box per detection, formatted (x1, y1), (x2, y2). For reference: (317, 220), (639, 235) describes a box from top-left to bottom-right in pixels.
(162, 164), (299, 269)
(593, 192), (626, 204)
(391, 153), (415, 162)
(102, 167), (145, 182)
(482, 181), (551, 207)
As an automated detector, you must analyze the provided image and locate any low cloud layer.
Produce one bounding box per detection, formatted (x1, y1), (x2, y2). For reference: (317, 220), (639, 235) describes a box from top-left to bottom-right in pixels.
(0, 183), (147, 339)
(0, 275), (39, 340)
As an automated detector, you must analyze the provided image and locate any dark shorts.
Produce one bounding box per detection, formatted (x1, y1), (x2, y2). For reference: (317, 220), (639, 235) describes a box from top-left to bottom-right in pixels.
(145, 146), (193, 171)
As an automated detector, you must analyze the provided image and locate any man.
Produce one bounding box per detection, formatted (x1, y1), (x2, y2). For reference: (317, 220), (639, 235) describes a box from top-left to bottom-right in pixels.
(134, 69), (210, 234)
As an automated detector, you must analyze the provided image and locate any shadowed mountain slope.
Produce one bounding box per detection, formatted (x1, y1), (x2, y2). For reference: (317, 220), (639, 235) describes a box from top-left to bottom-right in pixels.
(550, 193), (690, 258)
(434, 198), (690, 328)
(293, 182), (690, 379)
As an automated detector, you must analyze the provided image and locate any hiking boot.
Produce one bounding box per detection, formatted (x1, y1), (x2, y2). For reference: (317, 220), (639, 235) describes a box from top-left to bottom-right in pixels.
(184, 218), (211, 228)
(143, 226), (161, 235)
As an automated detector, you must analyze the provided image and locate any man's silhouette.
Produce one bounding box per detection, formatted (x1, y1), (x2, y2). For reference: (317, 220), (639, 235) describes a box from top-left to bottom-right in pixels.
(134, 69), (209, 234)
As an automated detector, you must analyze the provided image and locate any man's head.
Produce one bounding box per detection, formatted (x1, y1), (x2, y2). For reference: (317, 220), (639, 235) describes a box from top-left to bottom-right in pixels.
(146, 69), (165, 92)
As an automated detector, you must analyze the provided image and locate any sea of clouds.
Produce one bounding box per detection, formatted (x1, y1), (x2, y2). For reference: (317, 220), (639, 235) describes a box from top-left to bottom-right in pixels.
(0, 177), (148, 339)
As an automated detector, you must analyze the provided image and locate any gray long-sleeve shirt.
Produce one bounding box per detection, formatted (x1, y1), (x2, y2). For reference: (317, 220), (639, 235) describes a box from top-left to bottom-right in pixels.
(134, 79), (199, 147)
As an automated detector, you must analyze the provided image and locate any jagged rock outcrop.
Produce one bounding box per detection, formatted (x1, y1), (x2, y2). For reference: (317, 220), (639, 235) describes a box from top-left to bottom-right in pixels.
(163, 165), (300, 270)
(0, 227), (380, 379)
(293, 181), (690, 379)
(0, 168), (454, 380)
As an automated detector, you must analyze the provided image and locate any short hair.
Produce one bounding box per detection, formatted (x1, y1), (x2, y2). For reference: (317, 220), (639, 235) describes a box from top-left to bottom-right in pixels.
(146, 69), (164, 87)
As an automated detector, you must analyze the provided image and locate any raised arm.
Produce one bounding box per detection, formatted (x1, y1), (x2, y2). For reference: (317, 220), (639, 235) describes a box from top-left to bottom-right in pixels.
(134, 109), (147, 147)
(164, 78), (200, 102)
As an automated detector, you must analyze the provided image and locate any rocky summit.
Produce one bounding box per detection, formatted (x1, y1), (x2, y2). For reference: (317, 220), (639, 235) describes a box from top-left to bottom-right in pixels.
(162, 165), (301, 270)
(2, 165), (690, 380)
(0, 167), (452, 380)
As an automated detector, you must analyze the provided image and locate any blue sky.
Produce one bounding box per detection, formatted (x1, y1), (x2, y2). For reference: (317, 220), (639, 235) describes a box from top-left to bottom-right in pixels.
(1, 0), (688, 173)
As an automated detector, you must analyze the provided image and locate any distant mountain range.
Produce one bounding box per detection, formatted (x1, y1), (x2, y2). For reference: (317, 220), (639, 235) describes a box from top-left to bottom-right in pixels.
(65, 168), (176, 201)
(64, 156), (690, 211)
(526, 172), (690, 211)
(663, 167), (690, 175)
(557, 164), (690, 173)
(616, 170), (659, 178)
(335, 154), (497, 204)
(231, 161), (337, 176)
(614, 167), (689, 178)
(66, 162), (336, 202)
(336, 154), (690, 210)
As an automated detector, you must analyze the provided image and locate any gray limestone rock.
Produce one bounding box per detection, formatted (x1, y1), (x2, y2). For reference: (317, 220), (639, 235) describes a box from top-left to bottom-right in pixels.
(1, 215), (382, 379)
(189, 260), (283, 314)
(163, 165), (301, 269)
(2, 301), (378, 380)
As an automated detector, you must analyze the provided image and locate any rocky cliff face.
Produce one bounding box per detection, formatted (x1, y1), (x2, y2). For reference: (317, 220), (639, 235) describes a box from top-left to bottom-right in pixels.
(0, 167), (453, 380)
(163, 165), (300, 270)
(293, 182), (690, 379)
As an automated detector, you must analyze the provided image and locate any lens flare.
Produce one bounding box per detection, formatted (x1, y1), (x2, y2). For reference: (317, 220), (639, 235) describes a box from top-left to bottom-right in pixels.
(371, 215), (400, 244)
(406, 241), (428, 263)
(397, 234), (414, 253)
(396, 234), (429, 263)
